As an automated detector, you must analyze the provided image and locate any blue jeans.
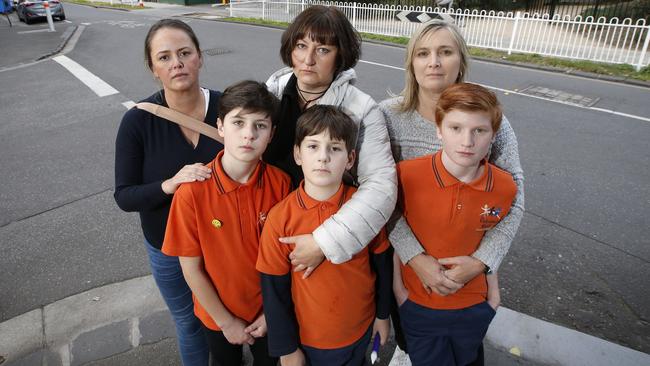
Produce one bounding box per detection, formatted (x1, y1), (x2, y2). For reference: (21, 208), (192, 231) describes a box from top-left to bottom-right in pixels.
(145, 240), (209, 366)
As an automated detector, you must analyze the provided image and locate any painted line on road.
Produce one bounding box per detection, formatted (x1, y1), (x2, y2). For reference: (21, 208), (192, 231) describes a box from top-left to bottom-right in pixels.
(52, 55), (119, 97)
(359, 59), (404, 71)
(358, 59), (650, 123)
(122, 101), (136, 109)
(17, 29), (54, 34)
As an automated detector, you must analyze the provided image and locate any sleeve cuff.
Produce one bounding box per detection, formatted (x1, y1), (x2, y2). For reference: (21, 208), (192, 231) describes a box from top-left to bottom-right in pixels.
(313, 226), (353, 264)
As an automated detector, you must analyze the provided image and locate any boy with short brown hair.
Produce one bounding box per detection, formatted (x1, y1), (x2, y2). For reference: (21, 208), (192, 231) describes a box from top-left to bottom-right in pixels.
(163, 80), (291, 366)
(257, 105), (392, 366)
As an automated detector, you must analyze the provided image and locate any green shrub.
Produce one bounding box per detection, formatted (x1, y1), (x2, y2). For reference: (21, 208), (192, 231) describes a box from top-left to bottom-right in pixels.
(580, 0), (650, 21)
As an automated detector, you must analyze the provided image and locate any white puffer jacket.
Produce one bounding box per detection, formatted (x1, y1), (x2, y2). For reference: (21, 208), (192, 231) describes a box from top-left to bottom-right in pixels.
(266, 67), (397, 263)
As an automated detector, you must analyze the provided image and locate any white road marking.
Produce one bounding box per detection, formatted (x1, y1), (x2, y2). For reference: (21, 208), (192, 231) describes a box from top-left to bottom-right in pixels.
(17, 29), (53, 34)
(122, 101), (136, 109)
(52, 55), (118, 97)
(360, 59), (404, 71)
(358, 59), (650, 123)
(81, 22), (91, 25)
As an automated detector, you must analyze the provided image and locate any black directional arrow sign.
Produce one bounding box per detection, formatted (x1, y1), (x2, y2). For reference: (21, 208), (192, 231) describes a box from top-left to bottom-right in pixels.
(395, 11), (454, 23)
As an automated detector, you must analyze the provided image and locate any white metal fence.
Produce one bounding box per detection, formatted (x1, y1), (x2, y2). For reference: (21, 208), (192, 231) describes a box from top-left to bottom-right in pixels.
(228, 1), (650, 71)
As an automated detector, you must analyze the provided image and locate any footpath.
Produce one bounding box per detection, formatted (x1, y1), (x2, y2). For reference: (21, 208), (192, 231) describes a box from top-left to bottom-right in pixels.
(1, 2), (649, 365)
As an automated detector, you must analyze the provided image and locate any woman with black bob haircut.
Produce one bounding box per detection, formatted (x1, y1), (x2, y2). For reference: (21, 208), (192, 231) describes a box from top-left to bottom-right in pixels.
(264, 4), (396, 305)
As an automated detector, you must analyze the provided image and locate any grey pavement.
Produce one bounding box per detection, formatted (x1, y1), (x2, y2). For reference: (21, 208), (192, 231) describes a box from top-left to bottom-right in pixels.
(1, 2), (650, 366)
(0, 12), (76, 70)
(82, 335), (530, 366)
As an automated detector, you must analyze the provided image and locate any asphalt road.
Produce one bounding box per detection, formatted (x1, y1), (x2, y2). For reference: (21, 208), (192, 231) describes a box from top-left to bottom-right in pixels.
(1, 2), (649, 356)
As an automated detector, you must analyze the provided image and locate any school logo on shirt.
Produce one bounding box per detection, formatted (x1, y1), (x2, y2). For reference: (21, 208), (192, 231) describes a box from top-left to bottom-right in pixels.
(211, 219), (222, 228)
(478, 204), (502, 231)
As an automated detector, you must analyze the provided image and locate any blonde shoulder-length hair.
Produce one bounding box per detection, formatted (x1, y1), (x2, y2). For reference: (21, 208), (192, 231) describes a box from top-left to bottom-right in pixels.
(398, 20), (470, 113)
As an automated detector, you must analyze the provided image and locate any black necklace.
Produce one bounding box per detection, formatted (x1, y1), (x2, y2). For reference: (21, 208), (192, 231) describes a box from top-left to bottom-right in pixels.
(297, 85), (329, 94)
(296, 84), (329, 109)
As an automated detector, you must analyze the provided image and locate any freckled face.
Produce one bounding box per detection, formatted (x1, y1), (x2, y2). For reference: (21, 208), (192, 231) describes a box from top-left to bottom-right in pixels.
(436, 109), (495, 171)
(149, 27), (202, 92)
(412, 29), (461, 95)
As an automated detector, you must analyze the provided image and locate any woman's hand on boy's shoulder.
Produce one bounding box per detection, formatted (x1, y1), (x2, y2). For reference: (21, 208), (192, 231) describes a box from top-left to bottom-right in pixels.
(244, 314), (268, 338)
(161, 163), (212, 194)
(221, 317), (254, 345)
(281, 348), (306, 366)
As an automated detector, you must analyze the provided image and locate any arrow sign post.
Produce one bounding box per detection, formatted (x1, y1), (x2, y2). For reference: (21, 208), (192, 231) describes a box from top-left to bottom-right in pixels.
(396, 11), (454, 24)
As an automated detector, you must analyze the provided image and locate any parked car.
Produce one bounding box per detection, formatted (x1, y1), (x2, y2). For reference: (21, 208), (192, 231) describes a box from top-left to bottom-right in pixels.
(16, 0), (65, 24)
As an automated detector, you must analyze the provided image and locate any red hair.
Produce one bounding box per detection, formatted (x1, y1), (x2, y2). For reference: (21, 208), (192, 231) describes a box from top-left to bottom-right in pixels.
(435, 83), (502, 131)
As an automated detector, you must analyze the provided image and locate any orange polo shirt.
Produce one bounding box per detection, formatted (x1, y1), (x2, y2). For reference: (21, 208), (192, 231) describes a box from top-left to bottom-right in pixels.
(256, 183), (390, 349)
(397, 151), (516, 310)
(162, 150), (291, 330)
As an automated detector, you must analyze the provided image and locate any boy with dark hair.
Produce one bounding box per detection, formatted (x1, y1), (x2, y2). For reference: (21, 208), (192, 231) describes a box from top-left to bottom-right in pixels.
(396, 83), (516, 366)
(162, 80), (291, 366)
(256, 105), (393, 366)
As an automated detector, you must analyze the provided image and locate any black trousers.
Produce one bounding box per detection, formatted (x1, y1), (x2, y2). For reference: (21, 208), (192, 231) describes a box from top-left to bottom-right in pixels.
(203, 325), (278, 366)
(390, 288), (485, 365)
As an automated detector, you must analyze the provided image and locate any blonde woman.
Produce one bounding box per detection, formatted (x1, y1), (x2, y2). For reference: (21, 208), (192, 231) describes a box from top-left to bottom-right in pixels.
(381, 20), (524, 363)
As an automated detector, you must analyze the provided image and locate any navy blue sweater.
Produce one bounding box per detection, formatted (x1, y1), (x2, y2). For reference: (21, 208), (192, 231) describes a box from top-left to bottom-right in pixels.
(114, 90), (223, 249)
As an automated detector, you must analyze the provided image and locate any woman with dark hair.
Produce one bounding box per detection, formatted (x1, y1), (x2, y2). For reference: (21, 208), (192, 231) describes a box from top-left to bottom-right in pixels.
(264, 5), (397, 290)
(114, 19), (222, 366)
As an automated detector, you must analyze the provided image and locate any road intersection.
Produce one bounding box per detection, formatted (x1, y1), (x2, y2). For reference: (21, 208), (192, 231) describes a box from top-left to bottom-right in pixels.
(1, 2), (649, 364)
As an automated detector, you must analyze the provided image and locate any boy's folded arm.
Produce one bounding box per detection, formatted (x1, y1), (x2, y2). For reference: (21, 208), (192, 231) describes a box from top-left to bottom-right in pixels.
(371, 249), (393, 319)
(260, 273), (300, 357)
(178, 256), (235, 327)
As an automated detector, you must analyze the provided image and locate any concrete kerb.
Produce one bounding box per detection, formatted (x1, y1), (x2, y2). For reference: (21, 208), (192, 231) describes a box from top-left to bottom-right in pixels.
(485, 307), (650, 366)
(36, 25), (78, 61)
(2, 275), (649, 366)
(0, 22), (82, 74)
(0, 276), (169, 366)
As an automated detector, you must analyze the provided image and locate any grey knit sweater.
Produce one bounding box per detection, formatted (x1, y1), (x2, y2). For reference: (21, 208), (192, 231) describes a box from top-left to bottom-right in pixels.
(379, 96), (525, 270)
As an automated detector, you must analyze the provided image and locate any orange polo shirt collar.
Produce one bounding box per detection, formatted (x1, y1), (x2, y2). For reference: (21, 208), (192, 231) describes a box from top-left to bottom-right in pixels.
(295, 181), (348, 210)
(431, 152), (494, 192)
(211, 150), (265, 194)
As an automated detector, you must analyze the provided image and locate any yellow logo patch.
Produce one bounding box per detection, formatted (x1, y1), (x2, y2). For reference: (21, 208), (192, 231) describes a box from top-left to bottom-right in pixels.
(211, 219), (222, 228)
